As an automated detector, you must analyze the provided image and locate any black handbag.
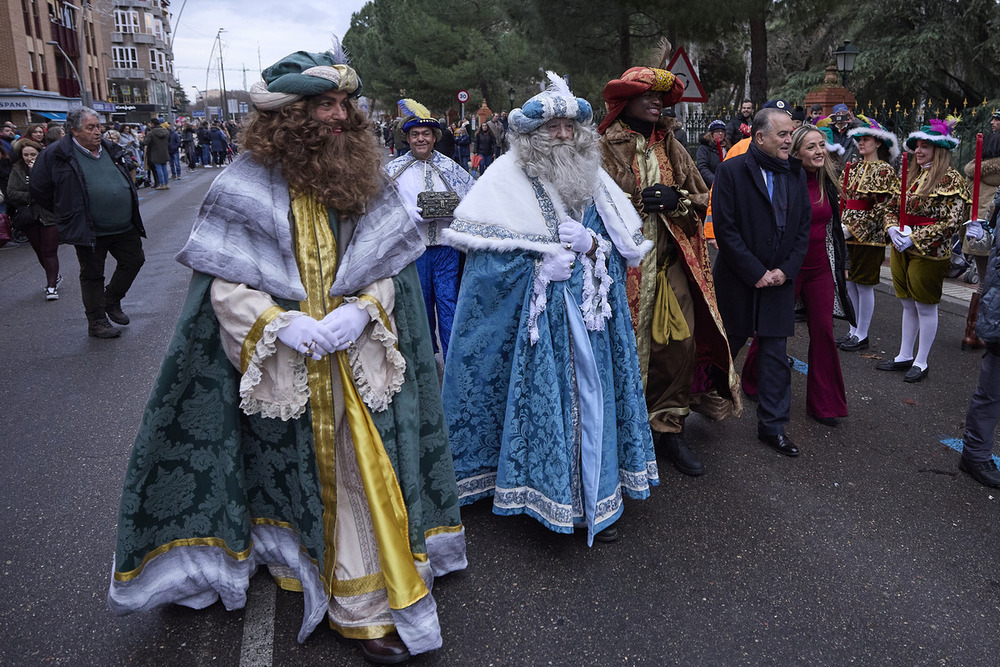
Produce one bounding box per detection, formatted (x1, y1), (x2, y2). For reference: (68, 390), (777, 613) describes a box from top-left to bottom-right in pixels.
(10, 204), (35, 231)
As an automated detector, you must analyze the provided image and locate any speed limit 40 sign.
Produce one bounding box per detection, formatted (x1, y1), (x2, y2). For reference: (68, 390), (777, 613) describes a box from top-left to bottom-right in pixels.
(457, 90), (469, 103)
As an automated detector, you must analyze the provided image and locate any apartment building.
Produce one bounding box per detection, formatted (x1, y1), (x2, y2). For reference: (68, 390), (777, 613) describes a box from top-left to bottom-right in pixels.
(0, 1), (178, 128)
(107, 0), (177, 123)
(0, 0), (114, 126)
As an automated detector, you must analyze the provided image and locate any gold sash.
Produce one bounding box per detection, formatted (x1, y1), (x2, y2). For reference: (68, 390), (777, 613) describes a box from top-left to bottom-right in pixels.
(291, 192), (428, 611)
(650, 264), (691, 345)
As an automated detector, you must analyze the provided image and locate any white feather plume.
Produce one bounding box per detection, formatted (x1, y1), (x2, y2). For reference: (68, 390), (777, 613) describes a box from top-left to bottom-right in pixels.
(330, 34), (349, 65)
(545, 71), (571, 97)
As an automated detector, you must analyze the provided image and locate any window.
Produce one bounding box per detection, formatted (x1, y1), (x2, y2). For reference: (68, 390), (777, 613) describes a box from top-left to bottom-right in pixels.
(144, 12), (154, 35)
(60, 2), (74, 27)
(22, 0), (32, 35)
(153, 19), (163, 41)
(112, 46), (138, 69)
(149, 49), (166, 72)
(38, 53), (48, 90)
(29, 52), (38, 89)
(114, 9), (138, 33)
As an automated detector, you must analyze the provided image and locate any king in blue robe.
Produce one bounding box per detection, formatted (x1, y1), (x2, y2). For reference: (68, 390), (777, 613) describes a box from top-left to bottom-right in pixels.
(441, 75), (658, 545)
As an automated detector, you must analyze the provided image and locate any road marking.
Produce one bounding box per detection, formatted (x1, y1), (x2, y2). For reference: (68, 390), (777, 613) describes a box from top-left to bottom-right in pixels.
(789, 355), (808, 375)
(939, 437), (1000, 468)
(239, 575), (276, 667)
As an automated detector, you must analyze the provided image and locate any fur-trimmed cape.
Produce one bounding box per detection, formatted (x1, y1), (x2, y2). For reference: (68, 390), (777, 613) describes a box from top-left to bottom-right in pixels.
(442, 152), (652, 265)
(176, 152), (424, 300)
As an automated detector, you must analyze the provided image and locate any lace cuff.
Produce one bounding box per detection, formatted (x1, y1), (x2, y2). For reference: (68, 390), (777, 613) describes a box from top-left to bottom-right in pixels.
(528, 257), (552, 345)
(578, 231), (613, 331)
(239, 311), (311, 420)
(342, 296), (405, 412)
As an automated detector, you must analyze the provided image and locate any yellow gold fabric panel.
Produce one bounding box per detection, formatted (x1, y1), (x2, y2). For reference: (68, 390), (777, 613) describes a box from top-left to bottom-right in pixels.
(273, 576), (305, 593)
(241, 305), (284, 372)
(290, 191), (427, 611)
(330, 571), (386, 597)
(424, 524), (463, 538)
(251, 517), (296, 530)
(336, 353), (429, 610)
(113, 537), (253, 582)
(291, 192), (342, 595)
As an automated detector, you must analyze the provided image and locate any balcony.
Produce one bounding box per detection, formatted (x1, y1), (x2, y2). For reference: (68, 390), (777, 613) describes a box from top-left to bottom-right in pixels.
(56, 75), (80, 99)
(108, 67), (147, 79)
(49, 22), (79, 58)
(131, 33), (155, 45)
(110, 32), (124, 43)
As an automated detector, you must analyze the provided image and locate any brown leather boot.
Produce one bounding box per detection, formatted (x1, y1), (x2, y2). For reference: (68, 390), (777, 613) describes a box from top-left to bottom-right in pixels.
(350, 634), (411, 664)
(962, 292), (985, 351)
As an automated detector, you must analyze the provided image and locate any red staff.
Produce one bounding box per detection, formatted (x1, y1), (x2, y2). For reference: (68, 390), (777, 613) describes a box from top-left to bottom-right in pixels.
(972, 132), (983, 219)
(898, 152), (908, 230)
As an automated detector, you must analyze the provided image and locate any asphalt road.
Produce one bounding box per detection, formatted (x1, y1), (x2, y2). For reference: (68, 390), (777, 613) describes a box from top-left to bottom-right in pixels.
(1, 164), (998, 666)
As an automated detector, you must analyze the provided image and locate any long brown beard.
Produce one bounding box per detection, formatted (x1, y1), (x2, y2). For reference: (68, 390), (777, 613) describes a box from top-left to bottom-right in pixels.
(241, 100), (383, 217)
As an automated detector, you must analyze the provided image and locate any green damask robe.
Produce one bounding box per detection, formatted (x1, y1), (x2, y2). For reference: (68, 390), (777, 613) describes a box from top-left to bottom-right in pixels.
(108, 184), (465, 655)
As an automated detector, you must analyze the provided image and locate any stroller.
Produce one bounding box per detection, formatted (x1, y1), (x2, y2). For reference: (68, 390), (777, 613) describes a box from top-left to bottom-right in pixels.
(948, 233), (978, 284)
(133, 163), (151, 189)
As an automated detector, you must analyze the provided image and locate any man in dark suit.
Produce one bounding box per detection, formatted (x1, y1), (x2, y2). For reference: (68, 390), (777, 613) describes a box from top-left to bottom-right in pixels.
(711, 103), (811, 456)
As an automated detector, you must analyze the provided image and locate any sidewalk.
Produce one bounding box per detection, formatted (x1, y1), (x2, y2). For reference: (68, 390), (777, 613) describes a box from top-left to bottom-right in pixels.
(876, 253), (977, 317)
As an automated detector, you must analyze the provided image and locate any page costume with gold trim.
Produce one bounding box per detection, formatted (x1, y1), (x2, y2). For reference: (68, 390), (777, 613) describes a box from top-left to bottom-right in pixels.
(885, 168), (971, 259)
(843, 159), (898, 246)
(108, 155), (465, 654)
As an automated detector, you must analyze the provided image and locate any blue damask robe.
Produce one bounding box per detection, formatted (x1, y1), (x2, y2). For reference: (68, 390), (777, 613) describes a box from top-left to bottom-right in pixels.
(442, 202), (657, 544)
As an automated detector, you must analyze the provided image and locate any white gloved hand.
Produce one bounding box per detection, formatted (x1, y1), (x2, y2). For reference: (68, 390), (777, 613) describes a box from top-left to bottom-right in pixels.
(320, 303), (372, 351)
(887, 225), (913, 251)
(276, 313), (338, 360)
(842, 224), (853, 240)
(558, 219), (592, 253)
(965, 219), (985, 240)
(540, 248), (576, 282)
(404, 202), (427, 225)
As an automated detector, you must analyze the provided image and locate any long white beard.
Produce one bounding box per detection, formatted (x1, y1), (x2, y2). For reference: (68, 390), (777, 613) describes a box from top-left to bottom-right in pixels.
(511, 123), (601, 216)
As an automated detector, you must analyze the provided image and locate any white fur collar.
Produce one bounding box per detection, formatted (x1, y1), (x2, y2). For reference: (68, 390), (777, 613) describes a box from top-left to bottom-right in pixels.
(443, 153), (650, 266)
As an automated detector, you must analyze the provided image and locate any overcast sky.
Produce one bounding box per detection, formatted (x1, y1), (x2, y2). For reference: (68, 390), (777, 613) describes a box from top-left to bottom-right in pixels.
(169, 0), (368, 100)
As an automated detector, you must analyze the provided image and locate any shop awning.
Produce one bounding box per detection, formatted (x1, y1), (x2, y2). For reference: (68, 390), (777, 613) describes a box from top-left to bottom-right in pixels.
(35, 111), (68, 121)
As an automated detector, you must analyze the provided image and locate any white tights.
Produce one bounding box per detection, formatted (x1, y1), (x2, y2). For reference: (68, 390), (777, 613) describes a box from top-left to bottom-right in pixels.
(846, 281), (876, 340)
(894, 297), (938, 370)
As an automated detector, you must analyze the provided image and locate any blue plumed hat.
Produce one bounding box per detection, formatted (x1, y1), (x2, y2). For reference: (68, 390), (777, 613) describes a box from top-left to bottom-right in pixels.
(398, 98), (440, 133)
(509, 71), (593, 134)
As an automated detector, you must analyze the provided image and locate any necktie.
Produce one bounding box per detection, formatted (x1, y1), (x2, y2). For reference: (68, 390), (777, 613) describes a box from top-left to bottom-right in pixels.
(765, 170), (774, 201)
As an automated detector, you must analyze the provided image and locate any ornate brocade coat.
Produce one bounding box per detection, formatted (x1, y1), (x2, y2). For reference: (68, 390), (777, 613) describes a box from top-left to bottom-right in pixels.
(599, 119), (740, 425)
(885, 168), (971, 260)
(842, 159), (898, 246)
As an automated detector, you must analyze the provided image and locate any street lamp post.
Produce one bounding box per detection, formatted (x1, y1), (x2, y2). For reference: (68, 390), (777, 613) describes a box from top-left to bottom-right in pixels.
(833, 40), (860, 87)
(508, 87), (515, 111)
(216, 28), (229, 123)
(47, 40), (91, 108)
